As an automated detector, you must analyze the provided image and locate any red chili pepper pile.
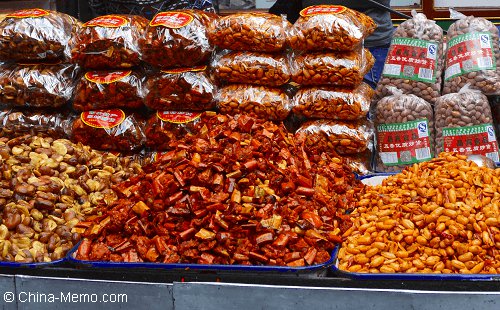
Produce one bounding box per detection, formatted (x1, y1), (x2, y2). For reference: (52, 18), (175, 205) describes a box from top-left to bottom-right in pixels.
(76, 113), (363, 266)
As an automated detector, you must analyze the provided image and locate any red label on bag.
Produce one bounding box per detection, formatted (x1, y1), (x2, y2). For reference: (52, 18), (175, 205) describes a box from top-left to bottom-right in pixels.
(161, 66), (207, 74)
(81, 110), (125, 129)
(300, 5), (347, 17)
(83, 15), (128, 28)
(84, 71), (131, 84)
(157, 111), (201, 124)
(442, 124), (499, 162)
(150, 12), (194, 28)
(7, 8), (49, 18)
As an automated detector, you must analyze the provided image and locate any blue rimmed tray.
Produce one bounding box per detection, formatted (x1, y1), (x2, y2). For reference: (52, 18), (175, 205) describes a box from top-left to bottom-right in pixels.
(330, 246), (500, 281)
(0, 257), (66, 269)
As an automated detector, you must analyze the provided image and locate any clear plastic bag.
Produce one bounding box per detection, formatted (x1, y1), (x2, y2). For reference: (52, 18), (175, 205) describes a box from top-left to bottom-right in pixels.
(296, 119), (373, 155)
(212, 50), (291, 87)
(292, 83), (373, 120)
(0, 63), (79, 108)
(140, 10), (217, 69)
(376, 11), (444, 103)
(290, 5), (376, 52)
(73, 70), (145, 111)
(209, 12), (290, 52)
(72, 109), (145, 152)
(374, 87), (435, 172)
(216, 84), (291, 121)
(0, 108), (74, 139)
(434, 85), (499, 161)
(291, 49), (374, 87)
(0, 9), (80, 62)
(72, 15), (148, 69)
(344, 151), (373, 176)
(443, 10), (500, 95)
(145, 66), (215, 111)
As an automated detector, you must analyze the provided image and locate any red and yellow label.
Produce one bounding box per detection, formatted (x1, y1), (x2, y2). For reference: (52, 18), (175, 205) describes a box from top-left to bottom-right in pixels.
(150, 12), (194, 28)
(83, 15), (128, 28)
(161, 66), (207, 74)
(84, 71), (131, 84)
(157, 111), (201, 124)
(81, 110), (126, 129)
(7, 8), (49, 18)
(300, 5), (347, 17)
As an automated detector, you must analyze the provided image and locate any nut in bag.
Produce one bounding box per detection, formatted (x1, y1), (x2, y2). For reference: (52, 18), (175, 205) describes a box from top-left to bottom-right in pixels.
(73, 70), (145, 112)
(292, 83), (374, 121)
(212, 51), (291, 87)
(72, 109), (145, 152)
(72, 15), (148, 69)
(291, 49), (374, 88)
(145, 66), (216, 111)
(140, 10), (217, 69)
(0, 108), (74, 139)
(216, 84), (291, 121)
(0, 9), (80, 62)
(290, 5), (376, 52)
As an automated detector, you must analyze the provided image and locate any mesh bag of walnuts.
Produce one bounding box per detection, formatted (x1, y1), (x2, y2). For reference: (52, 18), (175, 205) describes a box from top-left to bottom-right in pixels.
(374, 87), (435, 172)
(0, 9), (80, 62)
(140, 10), (217, 69)
(376, 11), (444, 103)
(290, 5), (376, 52)
(72, 15), (148, 70)
(443, 10), (500, 95)
(435, 84), (499, 162)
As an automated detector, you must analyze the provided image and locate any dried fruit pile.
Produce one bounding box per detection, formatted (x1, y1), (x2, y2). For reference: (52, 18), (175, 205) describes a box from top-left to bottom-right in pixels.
(76, 114), (363, 266)
(339, 153), (500, 274)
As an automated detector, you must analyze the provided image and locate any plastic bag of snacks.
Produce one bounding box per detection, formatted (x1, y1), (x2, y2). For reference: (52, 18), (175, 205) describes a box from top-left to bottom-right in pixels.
(145, 66), (215, 111)
(344, 151), (373, 176)
(72, 109), (145, 152)
(73, 70), (145, 111)
(374, 87), (434, 172)
(435, 84), (499, 161)
(0, 63), (79, 108)
(296, 119), (373, 155)
(0, 109), (74, 139)
(140, 10), (216, 69)
(376, 11), (444, 103)
(443, 10), (500, 95)
(145, 111), (208, 151)
(212, 50), (291, 87)
(72, 15), (148, 69)
(216, 84), (291, 121)
(209, 13), (290, 52)
(292, 83), (373, 120)
(291, 49), (374, 87)
(290, 5), (376, 52)
(0, 9), (80, 62)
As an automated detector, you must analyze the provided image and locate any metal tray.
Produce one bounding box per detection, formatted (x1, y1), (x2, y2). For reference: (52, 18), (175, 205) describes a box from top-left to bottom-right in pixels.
(330, 246), (500, 281)
(66, 244), (334, 277)
(0, 257), (66, 269)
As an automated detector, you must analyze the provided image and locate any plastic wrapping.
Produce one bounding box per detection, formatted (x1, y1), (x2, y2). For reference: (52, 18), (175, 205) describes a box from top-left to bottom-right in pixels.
(212, 51), (291, 87)
(374, 88), (434, 172)
(72, 15), (148, 69)
(73, 70), (145, 112)
(0, 9), (79, 62)
(434, 85), (499, 161)
(140, 10), (216, 69)
(443, 12), (500, 95)
(344, 150), (373, 176)
(145, 111), (206, 151)
(376, 11), (444, 103)
(291, 49), (374, 87)
(0, 63), (79, 108)
(0, 109), (74, 139)
(216, 84), (291, 121)
(72, 109), (145, 152)
(145, 66), (215, 111)
(290, 5), (376, 52)
(296, 119), (373, 155)
(209, 13), (290, 52)
(292, 83), (373, 120)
